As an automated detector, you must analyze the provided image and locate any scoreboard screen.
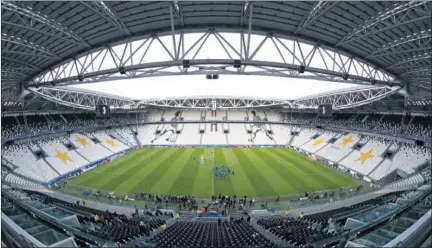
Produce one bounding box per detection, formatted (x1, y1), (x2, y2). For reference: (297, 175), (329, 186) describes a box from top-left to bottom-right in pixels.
(318, 105), (332, 118)
(96, 105), (111, 118)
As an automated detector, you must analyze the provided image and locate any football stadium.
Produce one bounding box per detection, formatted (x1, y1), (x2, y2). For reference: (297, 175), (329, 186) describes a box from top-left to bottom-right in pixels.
(1, 1), (431, 248)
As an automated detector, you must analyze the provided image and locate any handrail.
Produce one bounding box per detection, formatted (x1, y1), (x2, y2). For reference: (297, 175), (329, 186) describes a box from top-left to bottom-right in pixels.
(315, 189), (431, 247)
(385, 209), (431, 247)
(1, 213), (42, 247)
(2, 191), (108, 246)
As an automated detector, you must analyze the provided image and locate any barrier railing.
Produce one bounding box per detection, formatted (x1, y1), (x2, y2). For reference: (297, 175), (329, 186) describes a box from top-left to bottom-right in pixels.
(58, 182), (370, 213)
(2, 120), (430, 144)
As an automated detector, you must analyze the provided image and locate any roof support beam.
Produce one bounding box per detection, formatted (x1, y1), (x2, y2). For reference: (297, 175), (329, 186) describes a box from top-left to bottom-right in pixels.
(79, 1), (131, 36)
(294, 1), (338, 35)
(1, 1), (89, 47)
(369, 47), (432, 58)
(171, 1), (184, 27)
(1, 75), (28, 81)
(337, 1), (430, 46)
(3, 67), (39, 71)
(387, 53), (432, 68)
(27, 86), (135, 110)
(1, 50), (56, 59)
(246, 4), (253, 59)
(293, 86), (400, 110)
(2, 57), (41, 70)
(2, 21), (88, 47)
(27, 29), (399, 87)
(366, 31), (431, 58)
(240, 1), (251, 26)
(169, 6), (178, 60)
(392, 65), (431, 71)
(1, 69), (30, 76)
(1, 33), (61, 59)
(340, 16), (431, 47)
(401, 68), (431, 76)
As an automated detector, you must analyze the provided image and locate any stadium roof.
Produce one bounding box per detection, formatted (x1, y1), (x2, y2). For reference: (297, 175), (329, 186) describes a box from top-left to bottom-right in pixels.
(1, 1), (431, 111)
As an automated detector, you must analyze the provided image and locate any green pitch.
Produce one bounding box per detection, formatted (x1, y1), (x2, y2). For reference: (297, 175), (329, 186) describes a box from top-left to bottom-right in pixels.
(69, 148), (359, 198)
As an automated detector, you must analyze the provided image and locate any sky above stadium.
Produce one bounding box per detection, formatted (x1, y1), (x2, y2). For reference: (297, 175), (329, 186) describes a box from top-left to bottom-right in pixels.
(73, 75), (357, 100)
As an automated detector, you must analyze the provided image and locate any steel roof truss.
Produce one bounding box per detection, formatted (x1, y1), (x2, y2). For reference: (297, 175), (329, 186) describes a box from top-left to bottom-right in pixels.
(337, 1), (429, 46)
(1, 33), (61, 59)
(388, 53), (432, 68)
(367, 30), (431, 58)
(295, 1), (338, 35)
(29, 30), (399, 87)
(1, 2), (89, 47)
(80, 1), (131, 36)
(27, 86), (135, 110)
(293, 86), (399, 110)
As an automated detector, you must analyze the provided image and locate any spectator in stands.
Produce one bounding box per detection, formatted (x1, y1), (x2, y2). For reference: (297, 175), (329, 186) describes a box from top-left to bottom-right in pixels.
(327, 217), (333, 227)
(299, 212), (304, 219)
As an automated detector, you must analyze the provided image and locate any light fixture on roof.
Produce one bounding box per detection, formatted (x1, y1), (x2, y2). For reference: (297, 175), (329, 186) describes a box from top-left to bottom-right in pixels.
(298, 65), (305, 74)
(78, 75), (84, 82)
(342, 73), (349, 80)
(206, 74), (219, 80)
(173, 1), (180, 11)
(183, 60), (190, 69)
(119, 66), (126, 75)
(244, 2), (249, 11)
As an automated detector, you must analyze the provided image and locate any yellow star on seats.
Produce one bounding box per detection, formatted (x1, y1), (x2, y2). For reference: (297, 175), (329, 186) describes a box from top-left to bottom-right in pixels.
(340, 135), (354, 147)
(355, 149), (374, 165)
(105, 139), (116, 147)
(76, 136), (88, 147)
(55, 150), (73, 165)
(312, 138), (324, 147)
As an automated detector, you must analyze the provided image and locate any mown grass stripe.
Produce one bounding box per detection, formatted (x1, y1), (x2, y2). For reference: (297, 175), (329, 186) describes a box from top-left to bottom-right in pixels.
(109, 148), (177, 192)
(270, 148), (351, 189)
(221, 148), (258, 197)
(129, 148), (187, 193)
(255, 148), (313, 193)
(270, 148), (337, 190)
(68, 147), (360, 199)
(282, 149), (359, 187)
(241, 149), (289, 196)
(190, 149), (215, 198)
(102, 149), (159, 176)
(234, 148), (278, 197)
(70, 149), (158, 187)
(101, 149), (150, 174)
(166, 149), (204, 196)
